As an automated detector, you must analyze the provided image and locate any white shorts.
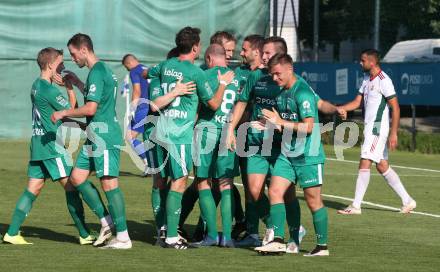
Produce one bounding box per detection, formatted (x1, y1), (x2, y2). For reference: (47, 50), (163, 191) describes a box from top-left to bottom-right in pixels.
(361, 133), (388, 163)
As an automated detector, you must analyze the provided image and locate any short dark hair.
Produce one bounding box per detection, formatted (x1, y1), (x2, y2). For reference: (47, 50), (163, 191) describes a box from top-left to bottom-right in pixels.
(67, 33), (94, 52)
(121, 54), (137, 65)
(210, 31), (236, 45)
(244, 34), (265, 53)
(205, 43), (226, 60)
(264, 36), (288, 55)
(175, 27), (201, 54)
(167, 47), (180, 59)
(268, 53), (293, 71)
(361, 48), (380, 63)
(37, 47), (63, 70)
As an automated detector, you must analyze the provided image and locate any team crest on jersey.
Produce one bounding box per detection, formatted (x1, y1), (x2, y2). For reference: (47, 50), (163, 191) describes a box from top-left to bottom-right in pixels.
(89, 84), (96, 93)
(302, 100), (311, 110)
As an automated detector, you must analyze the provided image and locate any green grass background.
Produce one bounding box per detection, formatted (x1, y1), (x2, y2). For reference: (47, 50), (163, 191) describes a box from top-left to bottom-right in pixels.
(0, 141), (439, 271)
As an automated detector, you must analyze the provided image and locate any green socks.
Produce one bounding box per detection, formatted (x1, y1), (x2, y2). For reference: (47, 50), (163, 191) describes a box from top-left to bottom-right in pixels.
(270, 203), (286, 239)
(166, 190), (183, 238)
(285, 198), (301, 244)
(312, 207), (328, 245)
(105, 187), (128, 232)
(220, 189), (233, 240)
(199, 189), (218, 240)
(151, 188), (167, 229)
(7, 189), (36, 236)
(65, 191), (90, 238)
(76, 180), (106, 219)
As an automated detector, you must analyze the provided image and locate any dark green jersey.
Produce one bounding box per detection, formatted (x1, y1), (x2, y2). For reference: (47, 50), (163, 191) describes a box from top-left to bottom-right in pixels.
(153, 57), (214, 144)
(84, 61), (123, 150)
(238, 68), (283, 147)
(197, 66), (240, 129)
(234, 64), (252, 94)
(275, 75), (325, 166)
(30, 78), (70, 161)
(144, 77), (161, 139)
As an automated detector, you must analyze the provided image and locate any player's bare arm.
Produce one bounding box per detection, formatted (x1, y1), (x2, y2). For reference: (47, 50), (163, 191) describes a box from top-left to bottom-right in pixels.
(262, 107), (315, 134)
(387, 97), (400, 151)
(150, 79), (196, 112)
(226, 101), (247, 151)
(51, 101), (98, 123)
(206, 70), (235, 110)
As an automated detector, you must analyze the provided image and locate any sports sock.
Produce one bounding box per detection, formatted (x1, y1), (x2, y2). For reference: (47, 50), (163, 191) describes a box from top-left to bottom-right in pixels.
(232, 185), (245, 223)
(179, 184), (198, 227)
(352, 169), (371, 209)
(257, 194), (271, 228)
(130, 138), (146, 160)
(285, 198), (301, 244)
(151, 187), (167, 229)
(199, 189), (218, 240)
(245, 201), (259, 235)
(312, 207), (328, 245)
(7, 189), (36, 236)
(382, 167), (413, 205)
(76, 180), (106, 220)
(65, 190), (90, 238)
(105, 187), (128, 232)
(270, 203), (286, 239)
(116, 230), (130, 242)
(220, 189), (233, 240)
(166, 190), (183, 238)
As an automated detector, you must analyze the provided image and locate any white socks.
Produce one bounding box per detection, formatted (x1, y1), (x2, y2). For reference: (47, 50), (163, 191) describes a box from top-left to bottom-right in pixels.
(117, 230), (130, 242)
(100, 215), (113, 227)
(352, 169), (371, 209)
(382, 167), (412, 205)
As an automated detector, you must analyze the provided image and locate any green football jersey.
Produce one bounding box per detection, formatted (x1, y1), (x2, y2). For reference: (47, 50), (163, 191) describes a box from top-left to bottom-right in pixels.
(153, 57), (214, 144)
(30, 78), (70, 161)
(275, 75), (325, 166)
(234, 64), (252, 94)
(144, 77), (161, 139)
(238, 68), (283, 147)
(197, 66), (240, 129)
(84, 61), (123, 150)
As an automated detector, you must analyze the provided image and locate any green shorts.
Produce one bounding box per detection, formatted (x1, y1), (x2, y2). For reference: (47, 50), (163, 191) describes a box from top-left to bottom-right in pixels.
(145, 142), (169, 178)
(163, 143), (192, 180)
(27, 156), (72, 181)
(194, 127), (239, 179)
(246, 148), (281, 177)
(273, 154), (324, 188)
(75, 146), (120, 178)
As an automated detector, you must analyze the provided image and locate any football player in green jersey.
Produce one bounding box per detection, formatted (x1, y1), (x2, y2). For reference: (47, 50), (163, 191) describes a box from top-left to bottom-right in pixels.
(191, 44), (240, 248)
(227, 37), (301, 248)
(232, 34), (266, 240)
(256, 53), (329, 256)
(52, 33), (131, 249)
(148, 27), (234, 249)
(3, 48), (96, 245)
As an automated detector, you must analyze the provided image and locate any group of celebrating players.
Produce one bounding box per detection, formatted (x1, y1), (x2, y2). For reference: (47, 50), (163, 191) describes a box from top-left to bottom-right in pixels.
(2, 26), (417, 257)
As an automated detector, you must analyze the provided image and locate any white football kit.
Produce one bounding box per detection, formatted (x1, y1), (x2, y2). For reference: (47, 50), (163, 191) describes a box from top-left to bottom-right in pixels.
(358, 71), (397, 163)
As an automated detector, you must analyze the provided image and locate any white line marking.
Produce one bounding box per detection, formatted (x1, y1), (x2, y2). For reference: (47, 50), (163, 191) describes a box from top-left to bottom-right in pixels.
(325, 173), (440, 178)
(327, 158), (440, 173)
(231, 182), (440, 218)
(188, 176), (440, 218)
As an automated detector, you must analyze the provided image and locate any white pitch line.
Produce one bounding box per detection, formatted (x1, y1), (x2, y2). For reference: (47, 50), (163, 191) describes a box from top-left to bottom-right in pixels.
(326, 173), (440, 178)
(188, 176), (440, 218)
(231, 182), (440, 218)
(327, 158), (440, 173)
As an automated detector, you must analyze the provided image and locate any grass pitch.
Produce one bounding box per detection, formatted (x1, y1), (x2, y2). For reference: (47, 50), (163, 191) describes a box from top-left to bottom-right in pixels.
(0, 140), (439, 271)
